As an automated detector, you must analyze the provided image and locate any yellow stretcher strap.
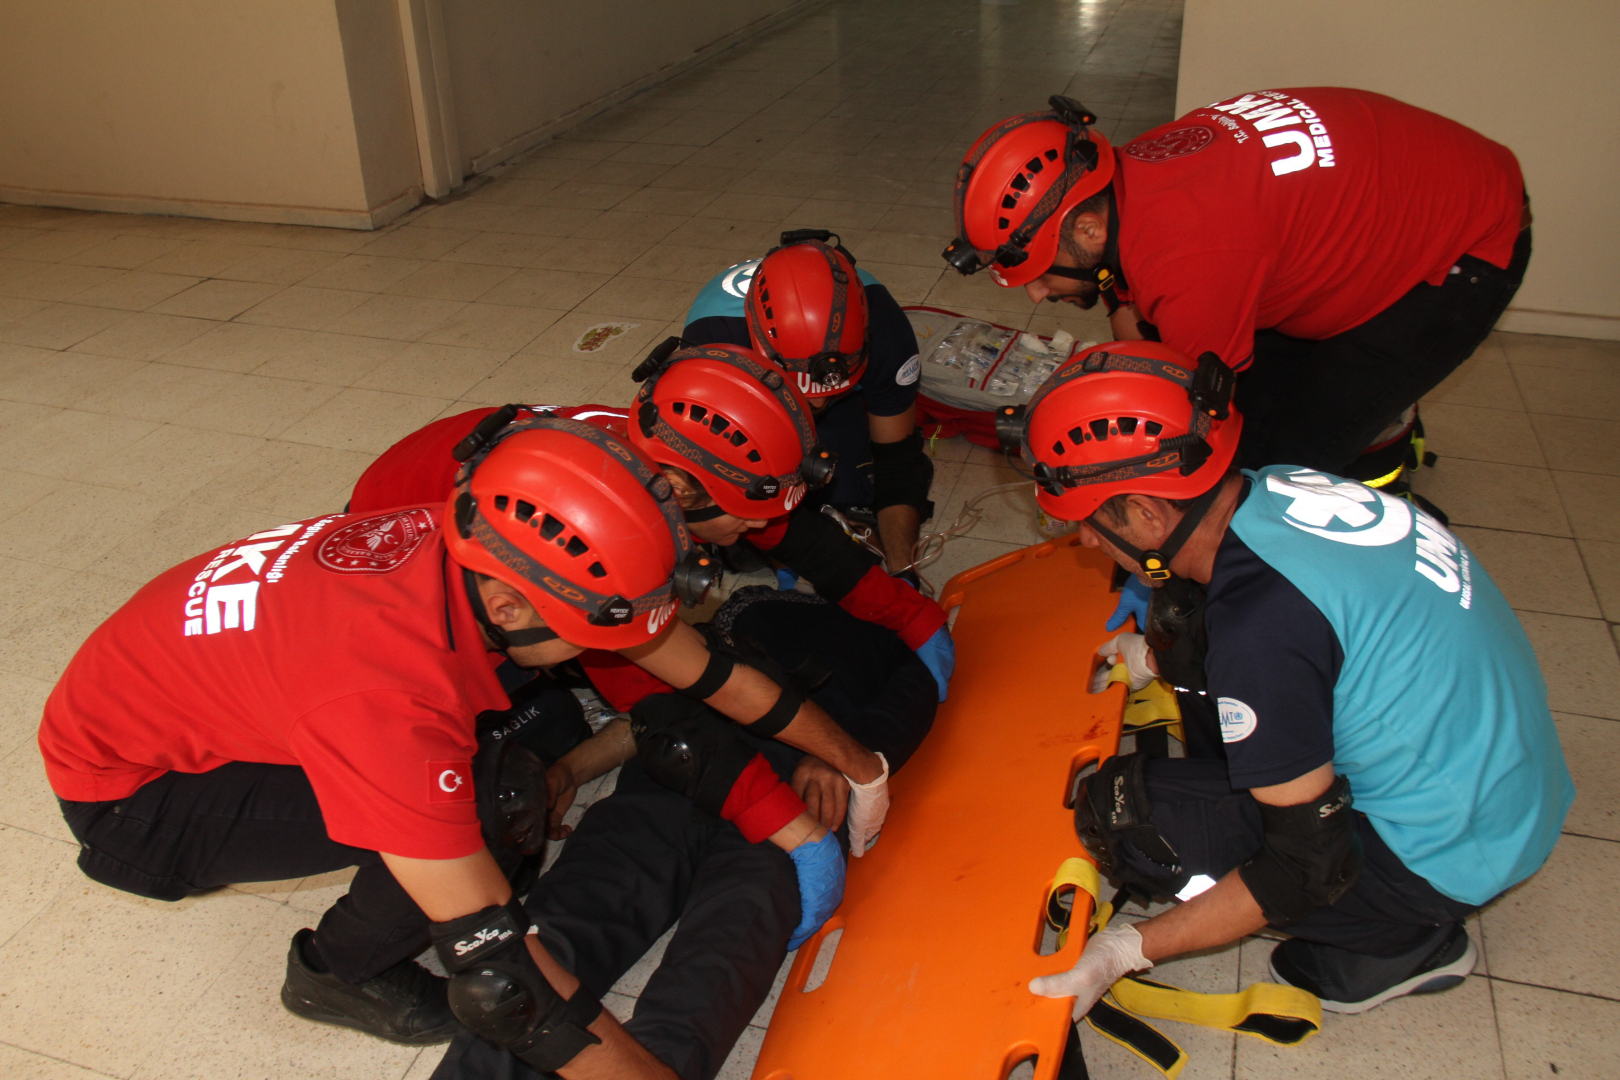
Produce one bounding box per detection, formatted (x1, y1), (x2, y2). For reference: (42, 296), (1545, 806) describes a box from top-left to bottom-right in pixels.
(1046, 857), (1101, 952)
(1106, 667), (1185, 742)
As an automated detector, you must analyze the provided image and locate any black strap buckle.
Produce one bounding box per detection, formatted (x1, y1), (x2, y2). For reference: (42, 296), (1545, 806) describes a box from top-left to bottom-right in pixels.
(1187, 350), (1233, 421)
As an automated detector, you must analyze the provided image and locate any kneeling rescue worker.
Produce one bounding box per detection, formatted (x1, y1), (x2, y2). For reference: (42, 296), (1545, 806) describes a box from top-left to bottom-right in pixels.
(39, 417), (887, 1076)
(1005, 341), (1571, 1014)
(348, 341), (954, 702)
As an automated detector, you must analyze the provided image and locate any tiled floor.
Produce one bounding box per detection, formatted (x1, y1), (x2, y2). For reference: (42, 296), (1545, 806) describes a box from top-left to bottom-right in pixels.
(0, 0), (1615, 1077)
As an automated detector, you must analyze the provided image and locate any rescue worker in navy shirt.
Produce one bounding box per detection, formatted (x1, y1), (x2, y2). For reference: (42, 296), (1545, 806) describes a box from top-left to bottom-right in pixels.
(1006, 341), (1571, 1014)
(682, 231), (934, 580)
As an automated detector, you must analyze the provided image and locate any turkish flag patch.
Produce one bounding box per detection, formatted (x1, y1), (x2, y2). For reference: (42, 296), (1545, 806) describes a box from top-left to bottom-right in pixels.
(427, 760), (474, 803)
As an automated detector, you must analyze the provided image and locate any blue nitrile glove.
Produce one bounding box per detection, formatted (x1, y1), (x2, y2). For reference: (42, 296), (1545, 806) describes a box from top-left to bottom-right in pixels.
(1105, 575), (1152, 632)
(914, 625), (956, 702)
(776, 567), (800, 591)
(787, 831), (846, 950)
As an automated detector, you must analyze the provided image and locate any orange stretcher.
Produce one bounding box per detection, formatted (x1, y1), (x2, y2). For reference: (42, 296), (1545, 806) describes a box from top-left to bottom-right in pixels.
(752, 534), (1125, 1080)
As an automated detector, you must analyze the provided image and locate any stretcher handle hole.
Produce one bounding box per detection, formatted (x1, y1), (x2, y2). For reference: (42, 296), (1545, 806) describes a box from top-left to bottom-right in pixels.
(1003, 1052), (1039, 1080)
(1064, 754), (1100, 810)
(800, 927), (842, 993)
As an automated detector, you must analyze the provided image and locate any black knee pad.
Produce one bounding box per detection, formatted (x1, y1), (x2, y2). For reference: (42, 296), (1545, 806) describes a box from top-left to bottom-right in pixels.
(1239, 774), (1362, 925)
(1072, 752), (1190, 899)
(432, 901), (602, 1073)
(630, 694), (758, 818)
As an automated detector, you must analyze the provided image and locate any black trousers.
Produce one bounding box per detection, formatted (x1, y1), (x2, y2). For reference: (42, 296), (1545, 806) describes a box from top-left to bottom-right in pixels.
(58, 761), (440, 985)
(1235, 225), (1532, 474)
(807, 392), (875, 511)
(433, 762), (799, 1080)
(1142, 746), (1478, 956)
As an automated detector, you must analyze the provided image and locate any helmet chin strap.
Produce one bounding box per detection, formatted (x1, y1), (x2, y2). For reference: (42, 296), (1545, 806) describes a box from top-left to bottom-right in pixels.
(463, 569), (559, 652)
(1083, 482), (1224, 582)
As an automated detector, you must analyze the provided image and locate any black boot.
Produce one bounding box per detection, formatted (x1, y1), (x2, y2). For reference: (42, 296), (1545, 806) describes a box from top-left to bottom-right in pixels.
(1269, 922), (1476, 1014)
(280, 928), (458, 1045)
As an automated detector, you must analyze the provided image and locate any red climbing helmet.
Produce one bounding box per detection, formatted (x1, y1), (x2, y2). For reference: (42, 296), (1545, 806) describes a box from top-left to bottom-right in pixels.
(745, 231), (869, 399)
(629, 339), (835, 519)
(445, 415), (718, 650)
(999, 341), (1242, 524)
(944, 96), (1116, 289)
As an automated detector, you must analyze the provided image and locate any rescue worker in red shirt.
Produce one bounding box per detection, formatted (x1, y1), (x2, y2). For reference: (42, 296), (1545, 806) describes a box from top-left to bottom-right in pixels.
(945, 88), (1528, 491)
(40, 418), (886, 1078)
(349, 342), (955, 704)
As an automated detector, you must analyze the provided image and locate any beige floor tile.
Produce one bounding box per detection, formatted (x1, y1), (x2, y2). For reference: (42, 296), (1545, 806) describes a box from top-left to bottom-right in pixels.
(613, 186), (721, 217)
(150, 278), (284, 320)
(246, 331), (406, 387)
(297, 253), (426, 293)
(1531, 413), (1620, 475)
(844, 227), (969, 269)
(0, 469), (179, 563)
(0, 302), (135, 351)
(784, 198), (891, 231)
(0, 294), (51, 325)
(323, 293), (467, 341)
(527, 237), (657, 276)
(926, 269), (1043, 315)
(384, 259), (517, 302)
(507, 205), (609, 238)
(534, 180), (643, 210)
(163, 321), (321, 373)
(0, 568), (143, 683)
(1516, 611), (1620, 719)
(470, 177), (564, 206)
(214, 245), (346, 285)
(516, 312), (667, 369)
(1493, 980), (1620, 1080)
(480, 267), (613, 310)
(140, 240), (267, 278)
(68, 270), (202, 312)
(0, 406), (158, 479)
(233, 284), (373, 331)
(1025, 307), (1112, 342)
(698, 192), (805, 222)
(716, 1024), (769, 1080)
(279, 387), (454, 454)
(170, 373), (341, 438)
(403, 1047), (449, 1080)
(419, 302), (565, 353)
(190, 440), (373, 519)
(283, 867), (359, 915)
(80, 424), (264, 498)
(1515, 360), (1620, 422)
(0, 468), (61, 527)
(465, 354), (625, 407)
(0, 665), (53, 756)
(0, 225), (36, 253)
(1576, 538), (1620, 621)
(933, 461), (1046, 548)
(924, 536), (1027, 597)
(662, 217), (782, 252)
(857, 260), (944, 305)
(0, 1040), (113, 1079)
(1552, 470), (1620, 541)
(67, 311), (216, 361)
(62, 234), (184, 270)
(0, 826), (79, 942)
(1481, 834), (1620, 998)
(0, 884), (278, 1076)
(1451, 527), (1600, 618)
(353, 342), (510, 401)
(571, 210), (686, 245)
(87, 500), (280, 587)
(574, 274), (696, 320)
(1553, 713), (1620, 840)
(1421, 401), (1546, 468)
(126, 902), (422, 1080)
(0, 229), (110, 264)
(1410, 460), (1569, 536)
(1496, 331), (1620, 371)
(619, 244), (747, 285)
(0, 744), (74, 842)
(355, 224), (478, 261)
(440, 231), (560, 268)
(0, 263), (121, 303)
(1423, 355), (1524, 411)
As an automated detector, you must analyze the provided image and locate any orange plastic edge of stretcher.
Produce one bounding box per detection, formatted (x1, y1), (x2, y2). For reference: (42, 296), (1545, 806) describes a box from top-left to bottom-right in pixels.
(751, 531), (1123, 1080)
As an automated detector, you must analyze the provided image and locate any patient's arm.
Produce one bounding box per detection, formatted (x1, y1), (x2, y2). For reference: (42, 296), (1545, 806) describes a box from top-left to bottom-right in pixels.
(546, 719), (636, 838)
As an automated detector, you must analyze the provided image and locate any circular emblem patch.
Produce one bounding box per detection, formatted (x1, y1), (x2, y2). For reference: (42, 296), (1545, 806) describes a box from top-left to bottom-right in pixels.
(317, 509), (437, 574)
(1217, 697), (1258, 743)
(1125, 125), (1216, 162)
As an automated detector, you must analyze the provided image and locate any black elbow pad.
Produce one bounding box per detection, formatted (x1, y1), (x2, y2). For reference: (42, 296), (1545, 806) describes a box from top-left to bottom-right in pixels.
(870, 431), (935, 519)
(1239, 774), (1362, 926)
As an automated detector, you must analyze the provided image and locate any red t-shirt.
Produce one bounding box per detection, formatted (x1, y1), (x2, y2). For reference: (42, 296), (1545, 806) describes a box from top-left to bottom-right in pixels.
(38, 509), (509, 860)
(349, 404), (629, 516)
(1114, 87), (1524, 369)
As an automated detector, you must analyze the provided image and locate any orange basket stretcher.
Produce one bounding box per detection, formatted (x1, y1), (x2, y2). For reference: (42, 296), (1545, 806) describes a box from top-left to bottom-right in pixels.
(752, 534), (1126, 1080)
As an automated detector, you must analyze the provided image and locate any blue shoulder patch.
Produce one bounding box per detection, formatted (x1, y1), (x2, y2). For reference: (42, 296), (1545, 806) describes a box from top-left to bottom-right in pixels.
(683, 261), (886, 328)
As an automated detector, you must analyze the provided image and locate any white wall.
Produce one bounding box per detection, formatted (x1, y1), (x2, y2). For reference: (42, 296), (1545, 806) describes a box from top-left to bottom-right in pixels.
(1176, 0), (1620, 339)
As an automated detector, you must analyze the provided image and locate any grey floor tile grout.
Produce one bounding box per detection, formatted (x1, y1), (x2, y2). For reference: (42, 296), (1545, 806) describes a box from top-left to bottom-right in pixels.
(1482, 973), (1620, 1005)
(1559, 829), (1620, 844)
(0, 1038), (127, 1079)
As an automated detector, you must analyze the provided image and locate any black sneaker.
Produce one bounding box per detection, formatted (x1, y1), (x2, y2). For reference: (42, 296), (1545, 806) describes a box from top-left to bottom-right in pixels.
(1269, 923), (1476, 1014)
(280, 928), (458, 1045)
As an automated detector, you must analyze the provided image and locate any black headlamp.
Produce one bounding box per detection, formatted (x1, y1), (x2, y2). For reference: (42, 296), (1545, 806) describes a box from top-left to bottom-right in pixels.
(801, 445), (836, 489)
(671, 550), (721, 607)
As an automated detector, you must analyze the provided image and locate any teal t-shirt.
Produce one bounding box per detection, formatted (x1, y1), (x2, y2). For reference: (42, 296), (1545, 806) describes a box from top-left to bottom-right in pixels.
(683, 259), (882, 326)
(1218, 466), (1572, 905)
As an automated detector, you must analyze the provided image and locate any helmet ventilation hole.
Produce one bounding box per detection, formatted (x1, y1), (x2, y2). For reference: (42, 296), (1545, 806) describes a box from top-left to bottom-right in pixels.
(731, 431), (748, 446)
(494, 495), (509, 511)
(1144, 421), (1163, 437)
(1089, 419), (1110, 441)
(672, 402), (685, 415)
(710, 415), (730, 435)
(747, 449), (762, 463)
(1067, 426), (1087, 446)
(565, 536), (588, 557)
(1045, 149), (1059, 161)
(1010, 173), (1031, 192)
(539, 513), (565, 540)
(514, 499), (536, 522)
(689, 405), (708, 422)
(588, 561), (607, 578)
(1118, 417), (1138, 435)
(998, 217), (1010, 229)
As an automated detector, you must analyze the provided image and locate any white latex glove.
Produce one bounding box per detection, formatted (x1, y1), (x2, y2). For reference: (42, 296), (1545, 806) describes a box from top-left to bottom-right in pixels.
(1097, 633), (1156, 691)
(1029, 922), (1152, 1020)
(844, 752), (891, 857)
